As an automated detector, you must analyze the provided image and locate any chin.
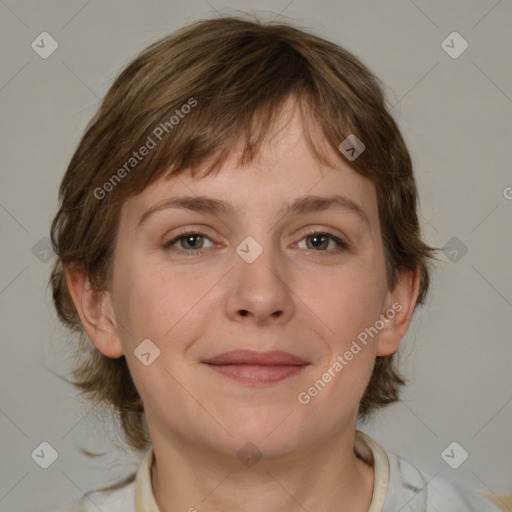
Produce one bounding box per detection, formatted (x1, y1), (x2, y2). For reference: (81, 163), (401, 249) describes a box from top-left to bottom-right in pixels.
(219, 407), (305, 457)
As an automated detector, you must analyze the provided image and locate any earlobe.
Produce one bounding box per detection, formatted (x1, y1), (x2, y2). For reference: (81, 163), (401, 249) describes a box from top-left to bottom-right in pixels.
(64, 265), (124, 359)
(376, 268), (421, 356)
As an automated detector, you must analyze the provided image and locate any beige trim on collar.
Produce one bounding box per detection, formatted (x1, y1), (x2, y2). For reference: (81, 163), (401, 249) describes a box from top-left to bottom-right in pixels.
(134, 445), (159, 512)
(354, 430), (390, 511)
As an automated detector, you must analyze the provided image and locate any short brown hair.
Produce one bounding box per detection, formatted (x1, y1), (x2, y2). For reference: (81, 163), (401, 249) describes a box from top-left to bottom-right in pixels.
(49, 14), (435, 452)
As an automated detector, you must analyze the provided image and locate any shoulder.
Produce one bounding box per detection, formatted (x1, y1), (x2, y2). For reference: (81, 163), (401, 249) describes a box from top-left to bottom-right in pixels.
(356, 431), (502, 512)
(385, 450), (503, 512)
(52, 480), (135, 512)
(53, 447), (153, 512)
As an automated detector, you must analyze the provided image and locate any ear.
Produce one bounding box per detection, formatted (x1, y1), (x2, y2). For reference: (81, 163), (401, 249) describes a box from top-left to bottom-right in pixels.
(64, 265), (124, 358)
(376, 267), (421, 356)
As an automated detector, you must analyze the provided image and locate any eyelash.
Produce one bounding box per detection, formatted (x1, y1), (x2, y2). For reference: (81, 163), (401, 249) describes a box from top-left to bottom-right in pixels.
(162, 227), (349, 257)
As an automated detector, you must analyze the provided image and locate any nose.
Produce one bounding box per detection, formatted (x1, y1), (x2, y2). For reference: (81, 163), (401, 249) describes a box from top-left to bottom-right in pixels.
(225, 237), (295, 326)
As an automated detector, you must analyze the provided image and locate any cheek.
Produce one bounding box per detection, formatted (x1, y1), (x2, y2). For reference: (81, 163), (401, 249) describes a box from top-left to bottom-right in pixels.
(298, 273), (381, 413)
(112, 266), (211, 413)
(113, 258), (216, 351)
(300, 263), (386, 345)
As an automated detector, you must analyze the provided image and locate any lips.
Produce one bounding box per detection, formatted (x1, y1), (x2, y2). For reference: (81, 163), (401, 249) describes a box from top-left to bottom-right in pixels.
(202, 350), (309, 384)
(203, 349), (308, 366)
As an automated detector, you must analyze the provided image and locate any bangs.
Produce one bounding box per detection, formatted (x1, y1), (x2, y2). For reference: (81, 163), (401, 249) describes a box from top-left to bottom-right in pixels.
(138, 92), (345, 187)
(86, 18), (386, 205)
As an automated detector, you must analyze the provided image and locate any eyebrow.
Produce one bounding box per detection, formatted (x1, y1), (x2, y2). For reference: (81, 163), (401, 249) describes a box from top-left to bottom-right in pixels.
(137, 193), (370, 228)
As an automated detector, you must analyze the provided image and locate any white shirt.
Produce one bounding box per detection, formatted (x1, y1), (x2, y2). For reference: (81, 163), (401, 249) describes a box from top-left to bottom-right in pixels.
(55, 430), (502, 511)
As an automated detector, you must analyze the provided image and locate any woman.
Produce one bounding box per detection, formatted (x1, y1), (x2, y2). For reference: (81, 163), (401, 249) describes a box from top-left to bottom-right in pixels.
(50, 15), (501, 511)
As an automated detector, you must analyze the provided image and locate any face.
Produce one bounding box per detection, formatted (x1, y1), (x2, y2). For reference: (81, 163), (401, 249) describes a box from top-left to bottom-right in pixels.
(83, 101), (413, 460)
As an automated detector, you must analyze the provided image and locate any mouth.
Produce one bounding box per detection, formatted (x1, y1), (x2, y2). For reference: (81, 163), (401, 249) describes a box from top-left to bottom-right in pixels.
(202, 350), (310, 384)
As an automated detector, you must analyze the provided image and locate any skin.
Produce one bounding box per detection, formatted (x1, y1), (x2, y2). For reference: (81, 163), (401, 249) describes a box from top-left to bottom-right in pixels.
(66, 98), (419, 512)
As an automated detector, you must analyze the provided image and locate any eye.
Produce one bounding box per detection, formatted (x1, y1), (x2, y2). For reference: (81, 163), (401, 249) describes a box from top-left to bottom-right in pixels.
(162, 230), (215, 255)
(162, 227), (349, 257)
(296, 228), (349, 253)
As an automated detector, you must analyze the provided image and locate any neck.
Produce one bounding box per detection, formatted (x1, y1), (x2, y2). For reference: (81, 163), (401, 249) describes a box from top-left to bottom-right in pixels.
(150, 430), (374, 512)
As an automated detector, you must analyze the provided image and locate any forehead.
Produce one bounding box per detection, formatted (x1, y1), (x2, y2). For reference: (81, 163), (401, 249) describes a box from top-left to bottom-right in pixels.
(119, 102), (379, 229)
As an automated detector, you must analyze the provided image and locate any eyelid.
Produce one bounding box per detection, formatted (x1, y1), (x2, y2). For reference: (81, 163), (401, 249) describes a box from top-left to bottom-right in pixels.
(298, 225), (349, 243)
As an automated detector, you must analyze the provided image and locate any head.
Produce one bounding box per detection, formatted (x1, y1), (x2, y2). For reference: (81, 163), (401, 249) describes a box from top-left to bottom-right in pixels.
(50, 15), (434, 455)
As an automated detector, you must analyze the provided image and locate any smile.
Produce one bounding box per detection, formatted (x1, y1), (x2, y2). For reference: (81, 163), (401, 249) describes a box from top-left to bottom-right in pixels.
(202, 350), (310, 384)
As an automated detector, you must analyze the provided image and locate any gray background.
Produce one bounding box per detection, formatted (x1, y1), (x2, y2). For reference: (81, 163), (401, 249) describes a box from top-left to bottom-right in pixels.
(1, 1), (511, 511)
